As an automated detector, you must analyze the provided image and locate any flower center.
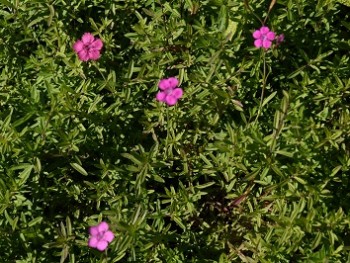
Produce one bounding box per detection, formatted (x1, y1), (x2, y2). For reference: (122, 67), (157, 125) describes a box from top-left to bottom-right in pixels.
(84, 43), (93, 51)
(165, 88), (173, 95)
(97, 231), (104, 240)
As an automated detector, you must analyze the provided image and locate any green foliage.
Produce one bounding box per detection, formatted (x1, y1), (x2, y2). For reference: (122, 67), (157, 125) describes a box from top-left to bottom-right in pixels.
(1, 0), (350, 262)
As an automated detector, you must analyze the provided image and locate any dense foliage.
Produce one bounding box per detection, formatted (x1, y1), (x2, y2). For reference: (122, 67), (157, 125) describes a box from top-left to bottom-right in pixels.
(1, 0), (350, 262)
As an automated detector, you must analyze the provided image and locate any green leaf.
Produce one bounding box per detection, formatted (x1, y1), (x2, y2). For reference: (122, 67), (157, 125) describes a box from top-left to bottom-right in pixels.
(262, 91), (277, 107)
(60, 246), (69, 263)
(18, 165), (34, 186)
(28, 16), (45, 28)
(293, 176), (307, 185)
(275, 150), (294, 158)
(173, 216), (186, 231)
(330, 165), (342, 177)
(121, 153), (143, 166)
(28, 216), (43, 227)
(66, 217), (72, 236)
(0, 0), (15, 9)
(70, 163), (88, 176)
(47, 4), (55, 26)
(224, 19), (238, 41)
(89, 17), (99, 32)
(153, 174), (165, 183)
(195, 182), (215, 189)
(218, 5), (228, 31)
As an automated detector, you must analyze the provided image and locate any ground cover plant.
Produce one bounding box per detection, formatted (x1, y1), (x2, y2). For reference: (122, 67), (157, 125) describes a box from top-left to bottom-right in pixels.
(1, 0), (350, 262)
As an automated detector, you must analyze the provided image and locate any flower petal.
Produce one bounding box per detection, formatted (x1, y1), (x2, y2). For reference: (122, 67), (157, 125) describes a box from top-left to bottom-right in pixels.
(260, 26), (270, 34)
(88, 237), (98, 248)
(262, 39), (272, 49)
(167, 77), (179, 88)
(103, 231), (115, 242)
(81, 32), (94, 45)
(88, 50), (101, 60)
(91, 39), (103, 50)
(172, 88), (183, 99)
(254, 39), (262, 48)
(266, 31), (276, 41)
(276, 34), (285, 43)
(165, 96), (177, 106)
(89, 226), (99, 236)
(156, 91), (167, 102)
(73, 40), (84, 53)
(78, 50), (89, 61)
(252, 30), (261, 39)
(98, 222), (109, 232)
(96, 240), (109, 251)
(158, 79), (171, 90)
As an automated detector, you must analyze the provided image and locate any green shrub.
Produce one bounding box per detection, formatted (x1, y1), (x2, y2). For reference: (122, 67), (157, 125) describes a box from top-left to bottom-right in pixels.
(1, 0), (350, 262)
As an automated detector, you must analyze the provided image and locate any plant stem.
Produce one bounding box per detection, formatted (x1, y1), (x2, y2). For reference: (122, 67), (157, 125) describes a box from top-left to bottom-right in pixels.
(165, 107), (170, 156)
(254, 50), (267, 125)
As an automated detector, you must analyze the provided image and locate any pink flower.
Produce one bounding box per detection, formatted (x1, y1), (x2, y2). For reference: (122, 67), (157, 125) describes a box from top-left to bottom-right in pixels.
(156, 77), (183, 106)
(73, 33), (103, 61)
(276, 34), (285, 45)
(253, 26), (276, 49)
(88, 221), (114, 251)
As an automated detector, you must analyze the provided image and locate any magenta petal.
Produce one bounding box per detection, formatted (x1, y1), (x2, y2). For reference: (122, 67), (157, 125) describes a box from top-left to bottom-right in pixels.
(98, 222), (109, 232)
(276, 34), (285, 43)
(88, 50), (101, 60)
(96, 240), (108, 251)
(156, 91), (167, 102)
(88, 237), (98, 248)
(78, 50), (89, 61)
(103, 231), (115, 242)
(254, 39), (262, 48)
(172, 88), (183, 99)
(89, 226), (99, 236)
(266, 31), (276, 40)
(279, 34), (285, 42)
(82, 33), (94, 44)
(167, 77), (179, 88)
(260, 26), (269, 34)
(91, 39), (103, 50)
(252, 30), (261, 39)
(262, 39), (272, 49)
(158, 79), (171, 90)
(73, 40), (84, 53)
(165, 96), (177, 106)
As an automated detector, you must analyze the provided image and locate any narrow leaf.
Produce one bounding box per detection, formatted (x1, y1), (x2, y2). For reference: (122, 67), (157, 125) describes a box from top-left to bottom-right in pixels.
(70, 163), (88, 176)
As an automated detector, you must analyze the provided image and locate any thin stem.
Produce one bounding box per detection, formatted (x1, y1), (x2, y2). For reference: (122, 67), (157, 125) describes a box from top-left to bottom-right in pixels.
(263, 15), (269, 25)
(163, 106), (173, 158)
(264, 0), (277, 24)
(159, 0), (171, 46)
(254, 50), (267, 125)
(165, 107), (170, 148)
(243, 0), (264, 25)
(93, 62), (106, 81)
